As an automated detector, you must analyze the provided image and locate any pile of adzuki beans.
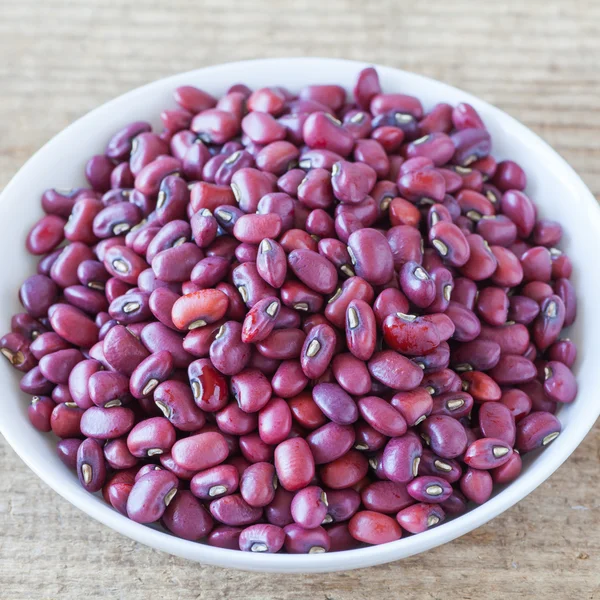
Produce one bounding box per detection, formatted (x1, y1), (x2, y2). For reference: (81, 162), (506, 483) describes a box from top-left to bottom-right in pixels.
(4, 67), (578, 554)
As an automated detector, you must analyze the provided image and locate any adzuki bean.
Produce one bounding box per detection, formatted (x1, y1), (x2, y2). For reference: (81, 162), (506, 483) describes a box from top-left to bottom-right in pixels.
(8, 66), (578, 554)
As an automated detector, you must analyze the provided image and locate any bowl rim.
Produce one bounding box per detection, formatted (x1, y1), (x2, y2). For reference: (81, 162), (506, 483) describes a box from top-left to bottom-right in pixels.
(1, 56), (599, 573)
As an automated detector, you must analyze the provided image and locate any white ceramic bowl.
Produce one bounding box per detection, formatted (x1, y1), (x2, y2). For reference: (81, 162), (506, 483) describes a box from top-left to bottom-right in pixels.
(1, 58), (598, 573)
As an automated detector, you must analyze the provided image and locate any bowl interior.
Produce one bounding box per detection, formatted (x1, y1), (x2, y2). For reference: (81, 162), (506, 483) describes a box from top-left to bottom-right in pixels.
(0, 58), (599, 572)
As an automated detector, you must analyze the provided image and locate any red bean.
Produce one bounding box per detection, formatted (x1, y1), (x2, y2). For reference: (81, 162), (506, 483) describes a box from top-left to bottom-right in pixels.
(396, 503), (445, 534)
(320, 450), (369, 489)
(274, 438), (315, 492)
(10, 66), (580, 555)
(368, 350), (424, 391)
(460, 468), (493, 504)
(349, 511), (402, 545)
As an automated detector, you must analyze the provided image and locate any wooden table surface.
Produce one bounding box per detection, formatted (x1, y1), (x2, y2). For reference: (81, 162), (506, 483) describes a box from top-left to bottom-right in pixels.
(1, 0), (599, 597)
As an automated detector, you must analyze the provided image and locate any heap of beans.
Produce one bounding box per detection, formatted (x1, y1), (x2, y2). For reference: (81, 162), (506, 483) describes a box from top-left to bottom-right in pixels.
(4, 66), (578, 554)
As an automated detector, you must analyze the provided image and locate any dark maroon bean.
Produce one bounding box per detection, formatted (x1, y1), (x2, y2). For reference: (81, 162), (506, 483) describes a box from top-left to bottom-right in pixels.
(508, 295), (540, 325)
(50, 402), (84, 438)
(554, 278), (576, 327)
(346, 228), (394, 286)
(298, 323), (335, 380)
(451, 339), (501, 372)
(532, 294), (566, 351)
(56, 438), (82, 469)
(207, 321), (250, 375)
(407, 475), (452, 503)
(542, 360), (577, 403)
(398, 262), (435, 308)
(418, 449), (462, 483)
(451, 277), (477, 310)
(20, 366), (54, 395)
(207, 525), (243, 549)
(464, 437), (513, 470)
(386, 225), (423, 269)
(28, 396), (55, 432)
(547, 338), (577, 368)
(77, 438), (107, 492)
(19, 274), (58, 318)
(30, 332), (69, 361)
(491, 159), (527, 191)
(103, 324), (149, 375)
(431, 390), (474, 419)
(420, 415), (468, 459)
(238, 524), (284, 553)
(306, 422), (355, 465)
(311, 382), (358, 425)
(382, 434), (423, 483)
(283, 523), (331, 554)
(127, 469), (179, 523)
(161, 490), (214, 541)
(37, 249), (63, 277)
(488, 354), (536, 385)
(445, 301), (481, 342)
(105, 122), (152, 160)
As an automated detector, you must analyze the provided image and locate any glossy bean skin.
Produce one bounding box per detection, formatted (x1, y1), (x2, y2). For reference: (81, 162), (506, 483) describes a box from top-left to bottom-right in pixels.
(420, 415), (468, 459)
(320, 450), (369, 489)
(231, 368), (272, 413)
(283, 523), (331, 554)
(396, 503), (445, 534)
(171, 431), (229, 471)
(154, 379), (206, 431)
(345, 300), (377, 361)
(312, 383), (358, 425)
(331, 353), (371, 396)
(349, 511), (402, 545)
(274, 438), (315, 492)
(347, 228), (394, 286)
(127, 469), (179, 524)
(306, 421), (355, 465)
(126, 417), (176, 457)
(300, 323), (337, 379)
(460, 468), (493, 504)
(463, 437), (513, 470)
(516, 411), (561, 453)
(543, 360), (577, 403)
(77, 438), (107, 492)
(240, 462), (277, 508)
(383, 312), (440, 357)
(258, 397), (292, 445)
(368, 351), (424, 391)
(382, 434), (423, 483)
(271, 360), (309, 398)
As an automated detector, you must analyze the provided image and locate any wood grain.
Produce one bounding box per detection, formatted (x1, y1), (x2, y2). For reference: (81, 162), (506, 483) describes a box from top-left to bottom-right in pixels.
(1, 0), (599, 597)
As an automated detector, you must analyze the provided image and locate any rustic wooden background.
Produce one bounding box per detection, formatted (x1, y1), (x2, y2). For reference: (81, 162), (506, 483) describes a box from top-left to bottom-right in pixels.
(1, 0), (599, 598)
